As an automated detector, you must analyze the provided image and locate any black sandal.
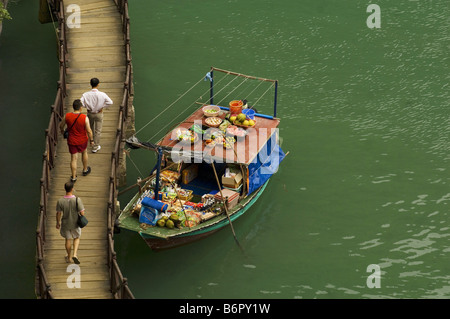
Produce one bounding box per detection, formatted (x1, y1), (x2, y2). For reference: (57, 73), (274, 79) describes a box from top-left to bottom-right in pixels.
(82, 166), (91, 176)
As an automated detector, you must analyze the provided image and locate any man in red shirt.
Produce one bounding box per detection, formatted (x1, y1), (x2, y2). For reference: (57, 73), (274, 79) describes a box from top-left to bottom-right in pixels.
(60, 99), (95, 182)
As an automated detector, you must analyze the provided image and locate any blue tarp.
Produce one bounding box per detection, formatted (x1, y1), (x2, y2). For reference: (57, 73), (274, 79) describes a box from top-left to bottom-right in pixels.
(247, 131), (286, 195)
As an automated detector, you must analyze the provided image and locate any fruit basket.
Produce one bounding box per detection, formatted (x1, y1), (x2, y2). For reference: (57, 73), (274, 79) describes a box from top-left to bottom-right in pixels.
(232, 119), (256, 128)
(204, 116), (223, 127)
(202, 105), (221, 117)
(177, 189), (193, 201)
(229, 113), (256, 128)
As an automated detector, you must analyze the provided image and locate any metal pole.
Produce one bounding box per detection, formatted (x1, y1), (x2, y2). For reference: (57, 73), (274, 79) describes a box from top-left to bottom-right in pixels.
(153, 148), (162, 200)
(209, 68), (214, 105)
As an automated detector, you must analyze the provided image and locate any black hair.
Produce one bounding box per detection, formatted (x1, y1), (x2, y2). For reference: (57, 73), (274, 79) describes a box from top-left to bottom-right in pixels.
(73, 99), (83, 110)
(64, 181), (74, 193)
(90, 78), (100, 87)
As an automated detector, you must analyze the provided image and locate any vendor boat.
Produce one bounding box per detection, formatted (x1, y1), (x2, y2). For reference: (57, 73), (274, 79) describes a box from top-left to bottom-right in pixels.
(118, 67), (286, 250)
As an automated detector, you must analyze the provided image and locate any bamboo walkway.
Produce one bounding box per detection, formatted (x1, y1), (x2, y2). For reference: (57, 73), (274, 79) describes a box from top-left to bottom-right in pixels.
(42, 0), (127, 299)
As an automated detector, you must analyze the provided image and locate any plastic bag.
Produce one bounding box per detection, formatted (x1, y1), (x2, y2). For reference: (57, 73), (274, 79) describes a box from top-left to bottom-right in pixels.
(139, 206), (160, 226)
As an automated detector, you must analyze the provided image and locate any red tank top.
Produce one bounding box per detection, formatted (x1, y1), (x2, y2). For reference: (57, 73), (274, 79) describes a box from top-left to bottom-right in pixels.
(65, 112), (88, 145)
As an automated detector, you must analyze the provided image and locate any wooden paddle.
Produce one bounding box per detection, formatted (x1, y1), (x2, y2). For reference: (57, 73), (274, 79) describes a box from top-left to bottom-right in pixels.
(211, 160), (244, 251)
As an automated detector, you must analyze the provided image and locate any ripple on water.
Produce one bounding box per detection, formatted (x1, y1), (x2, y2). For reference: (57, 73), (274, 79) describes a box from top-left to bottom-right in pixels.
(358, 238), (384, 250)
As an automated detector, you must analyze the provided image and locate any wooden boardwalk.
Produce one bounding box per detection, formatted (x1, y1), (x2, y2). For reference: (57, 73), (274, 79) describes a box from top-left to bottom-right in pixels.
(41, 0), (129, 299)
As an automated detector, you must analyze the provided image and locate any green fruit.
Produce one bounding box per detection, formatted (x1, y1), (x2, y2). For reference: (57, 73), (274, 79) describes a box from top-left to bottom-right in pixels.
(170, 214), (179, 221)
(237, 113), (246, 122)
(243, 120), (249, 126)
(157, 219), (166, 227)
(230, 116), (237, 122)
(165, 219), (175, 229)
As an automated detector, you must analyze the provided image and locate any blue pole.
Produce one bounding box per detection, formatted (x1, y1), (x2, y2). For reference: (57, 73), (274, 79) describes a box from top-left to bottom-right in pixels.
(153, 148), (163, 200)
(274, 80), (278, 117)
(209, 69), (214, 105)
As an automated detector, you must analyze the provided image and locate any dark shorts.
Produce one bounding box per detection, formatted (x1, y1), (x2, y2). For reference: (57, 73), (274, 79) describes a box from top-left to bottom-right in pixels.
(68, 141), (88, 154)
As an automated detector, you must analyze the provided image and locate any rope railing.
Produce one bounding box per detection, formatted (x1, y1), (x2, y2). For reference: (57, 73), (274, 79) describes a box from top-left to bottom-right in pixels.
(35, 0), (134, 299)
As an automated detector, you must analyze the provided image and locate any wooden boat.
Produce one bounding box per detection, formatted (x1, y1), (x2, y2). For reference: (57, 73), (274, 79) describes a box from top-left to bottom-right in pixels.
(118, 67), (286, 250)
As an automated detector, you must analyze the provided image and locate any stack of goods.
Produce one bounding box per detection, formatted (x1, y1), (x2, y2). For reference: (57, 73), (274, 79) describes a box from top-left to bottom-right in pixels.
(214, 188), (240, 209)
(156, 210), (202, 229)
(160, 170), (180, 183)
(222, 166), (243, 190)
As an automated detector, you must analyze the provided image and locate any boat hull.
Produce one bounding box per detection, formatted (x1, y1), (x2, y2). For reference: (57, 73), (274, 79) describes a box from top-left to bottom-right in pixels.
(139, 181), (268, 251)
(140, 227), (223, 250)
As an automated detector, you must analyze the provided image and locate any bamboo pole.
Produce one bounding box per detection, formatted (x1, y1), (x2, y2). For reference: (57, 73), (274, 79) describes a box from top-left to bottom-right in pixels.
(210, 160), (243, 251)
(212, 67), (277, 83)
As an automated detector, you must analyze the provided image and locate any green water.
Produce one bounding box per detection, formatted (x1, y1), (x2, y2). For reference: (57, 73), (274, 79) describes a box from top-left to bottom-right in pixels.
(1, 0), (448, 299)
(0, 0), (58, 298)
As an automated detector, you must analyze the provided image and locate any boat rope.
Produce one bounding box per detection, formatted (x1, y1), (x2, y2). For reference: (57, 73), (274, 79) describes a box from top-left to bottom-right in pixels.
(215, 77), (250, 107)
(207, 74), (240, 104)
(242, 79), (266, 104)
(135, 75), (206, 135)
(136, 71), (233, 138)
(145, 105), (197, 143)
(135, 68), (276, 143)
(250, 81), (276, 109)
(124, 148), (145, 178)
(46, 0), (60, 45)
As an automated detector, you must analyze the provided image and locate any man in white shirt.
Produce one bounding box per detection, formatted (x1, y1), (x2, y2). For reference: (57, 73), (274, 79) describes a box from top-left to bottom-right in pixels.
(80, 78), (113, 153)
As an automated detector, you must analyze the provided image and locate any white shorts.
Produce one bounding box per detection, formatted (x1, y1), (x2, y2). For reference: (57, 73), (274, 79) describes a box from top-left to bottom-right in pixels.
(60, 228), (81, 239)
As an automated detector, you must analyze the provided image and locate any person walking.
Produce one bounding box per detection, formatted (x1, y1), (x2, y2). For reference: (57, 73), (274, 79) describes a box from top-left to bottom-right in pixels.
(60, 99), (94, 182)
(56, 181), (86, 264)
(80, 77), (113, 153)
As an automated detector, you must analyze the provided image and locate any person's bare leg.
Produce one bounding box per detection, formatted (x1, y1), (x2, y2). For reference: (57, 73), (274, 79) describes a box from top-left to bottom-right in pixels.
(70, 153), (78, 179)
(81, 149), (89, 172)
(65, 239), (72, 262)
(73, 237), (80, 261)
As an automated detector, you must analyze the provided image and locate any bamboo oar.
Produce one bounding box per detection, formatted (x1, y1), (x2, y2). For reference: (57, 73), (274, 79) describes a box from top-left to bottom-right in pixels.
(210, 160), (244, 251)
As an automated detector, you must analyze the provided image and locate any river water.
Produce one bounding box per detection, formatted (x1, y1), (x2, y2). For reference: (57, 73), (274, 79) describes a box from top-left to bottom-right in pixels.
(0, 0), (448, 299)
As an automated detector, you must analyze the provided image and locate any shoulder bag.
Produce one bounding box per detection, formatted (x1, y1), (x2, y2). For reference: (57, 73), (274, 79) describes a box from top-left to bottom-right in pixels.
(76, 196), (88, 228)
(64, 112), (82, 139)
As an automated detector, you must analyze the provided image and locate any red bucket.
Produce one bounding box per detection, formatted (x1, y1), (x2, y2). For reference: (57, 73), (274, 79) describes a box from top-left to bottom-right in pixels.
(229, 100), (243, 114)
